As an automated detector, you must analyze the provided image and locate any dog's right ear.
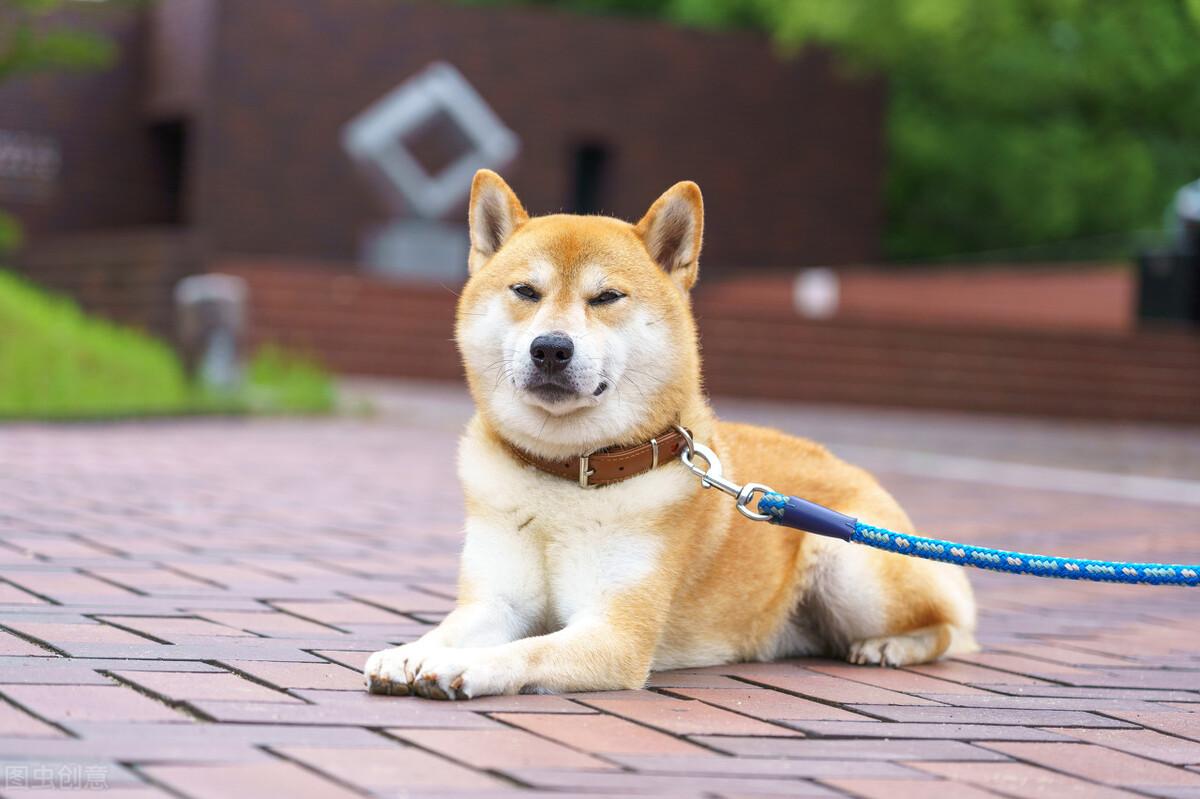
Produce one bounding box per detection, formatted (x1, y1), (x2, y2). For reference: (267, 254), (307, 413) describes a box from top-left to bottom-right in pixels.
(468, 170), (528, 272)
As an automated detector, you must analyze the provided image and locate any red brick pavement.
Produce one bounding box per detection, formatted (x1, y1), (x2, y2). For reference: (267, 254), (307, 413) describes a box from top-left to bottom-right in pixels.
(0, 388), (1198, 797)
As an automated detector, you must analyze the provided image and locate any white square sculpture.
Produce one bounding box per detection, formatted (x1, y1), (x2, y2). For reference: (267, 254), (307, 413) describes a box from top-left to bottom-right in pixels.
(342, 62), (519, 220)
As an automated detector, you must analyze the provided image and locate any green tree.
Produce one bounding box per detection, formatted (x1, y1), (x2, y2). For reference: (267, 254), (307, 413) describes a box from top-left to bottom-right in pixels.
(0, 0), (116, 251)
(472, 0), (1200, 260)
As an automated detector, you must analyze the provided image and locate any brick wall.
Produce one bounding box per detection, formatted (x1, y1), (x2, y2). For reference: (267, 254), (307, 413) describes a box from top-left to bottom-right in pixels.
(710, 265), (1136, 332)
(0, 5), (174, 238)
(218, 261), (462, 381)
(15, 229), (196, 338)
(4, 1), (884, 280)
(693, 300), (1200, 423)
(194, 1), (885, 274)
(218, 263), (1200, 426)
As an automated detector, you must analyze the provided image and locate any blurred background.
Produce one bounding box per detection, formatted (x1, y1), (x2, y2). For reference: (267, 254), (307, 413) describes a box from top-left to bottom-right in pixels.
(2, 6), (1199, 789)
(1, 0), (1198, 423)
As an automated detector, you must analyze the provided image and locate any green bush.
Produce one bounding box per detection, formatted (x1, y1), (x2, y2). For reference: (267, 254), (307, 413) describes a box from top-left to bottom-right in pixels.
(0, 270), (190, 417)
(243, 345), (337, 415)
(470, 0), (1200, 261)
(0, 270), (335, 419)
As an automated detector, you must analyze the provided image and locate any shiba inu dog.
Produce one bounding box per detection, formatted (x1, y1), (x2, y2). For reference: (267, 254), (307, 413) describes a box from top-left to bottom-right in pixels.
(364, 170), (977, 700)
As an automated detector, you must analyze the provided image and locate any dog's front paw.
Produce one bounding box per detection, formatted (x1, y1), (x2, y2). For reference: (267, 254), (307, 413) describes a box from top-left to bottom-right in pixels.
(364, 642), (433, 695)
(412, 648), (510, 701)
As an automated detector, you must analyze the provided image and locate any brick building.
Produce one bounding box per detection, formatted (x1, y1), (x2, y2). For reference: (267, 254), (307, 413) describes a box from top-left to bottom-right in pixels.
(3, 0), (885, 304)
(6, 1), (1195, 424)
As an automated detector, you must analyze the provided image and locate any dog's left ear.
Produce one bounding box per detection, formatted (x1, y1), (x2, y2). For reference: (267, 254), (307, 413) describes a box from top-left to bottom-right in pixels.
(635, 181), (704, 290)
(468, 170), (529, 273)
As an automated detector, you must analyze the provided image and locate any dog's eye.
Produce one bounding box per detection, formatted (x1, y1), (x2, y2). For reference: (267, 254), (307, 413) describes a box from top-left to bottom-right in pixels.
(510, 284), (540, 301)
(589, 290), (625, 306)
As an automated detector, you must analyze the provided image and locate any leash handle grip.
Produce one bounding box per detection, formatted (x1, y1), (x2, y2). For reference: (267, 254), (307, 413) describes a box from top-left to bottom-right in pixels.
(758, 492), (857, 541)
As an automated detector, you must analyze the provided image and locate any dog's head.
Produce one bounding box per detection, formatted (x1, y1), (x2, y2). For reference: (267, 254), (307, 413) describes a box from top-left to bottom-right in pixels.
(456, 170), (704, 457)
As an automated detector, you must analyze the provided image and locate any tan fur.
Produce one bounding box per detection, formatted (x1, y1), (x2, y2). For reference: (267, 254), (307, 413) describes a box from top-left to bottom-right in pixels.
(364, 171), (977, 699)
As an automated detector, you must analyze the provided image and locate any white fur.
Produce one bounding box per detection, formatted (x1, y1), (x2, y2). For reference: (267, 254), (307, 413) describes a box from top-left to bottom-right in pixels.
(457, 447), (670, 631)
(804, 537), (887, 650)
(364, 427), (690, 697)
(457, 264), (676, 459)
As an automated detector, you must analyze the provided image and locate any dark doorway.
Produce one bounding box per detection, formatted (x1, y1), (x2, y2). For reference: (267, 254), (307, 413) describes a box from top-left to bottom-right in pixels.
(569, 142), (611, 215)
(150, 120), (189, 225)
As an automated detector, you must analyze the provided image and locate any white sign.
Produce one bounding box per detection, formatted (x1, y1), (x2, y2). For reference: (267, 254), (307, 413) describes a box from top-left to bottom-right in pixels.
(0, 130), (61, 202)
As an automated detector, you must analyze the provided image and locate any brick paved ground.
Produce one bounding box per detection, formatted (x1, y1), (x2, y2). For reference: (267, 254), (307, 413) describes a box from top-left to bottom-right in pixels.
(1, 381), (1197, 797)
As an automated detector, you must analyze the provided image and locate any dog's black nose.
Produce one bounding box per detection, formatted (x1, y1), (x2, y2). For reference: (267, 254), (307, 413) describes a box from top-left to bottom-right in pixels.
(530, 333), (573, 374)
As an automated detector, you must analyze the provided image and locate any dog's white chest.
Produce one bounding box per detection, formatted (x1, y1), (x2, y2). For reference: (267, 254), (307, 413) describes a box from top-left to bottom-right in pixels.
(460, 441), (689, 629)
(461, 499), (665, 626)
(538, 517), (661, 623)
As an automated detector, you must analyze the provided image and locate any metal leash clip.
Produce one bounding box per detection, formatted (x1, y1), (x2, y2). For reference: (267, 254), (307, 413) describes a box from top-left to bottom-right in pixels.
(672, 425), (775, 522)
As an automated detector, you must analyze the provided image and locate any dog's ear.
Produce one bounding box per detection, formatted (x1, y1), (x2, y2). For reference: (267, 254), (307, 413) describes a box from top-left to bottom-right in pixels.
(635, 181), (703, 290)
(468, 170), (529, 271)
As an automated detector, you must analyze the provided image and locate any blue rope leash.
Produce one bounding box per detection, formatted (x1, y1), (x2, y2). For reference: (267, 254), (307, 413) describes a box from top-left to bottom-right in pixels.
(757, 492), (1199, 587)
(674, 427), (1198, 587)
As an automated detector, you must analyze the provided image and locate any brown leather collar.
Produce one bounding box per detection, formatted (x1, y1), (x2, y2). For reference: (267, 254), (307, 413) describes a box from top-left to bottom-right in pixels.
(505, 427), (686, 488)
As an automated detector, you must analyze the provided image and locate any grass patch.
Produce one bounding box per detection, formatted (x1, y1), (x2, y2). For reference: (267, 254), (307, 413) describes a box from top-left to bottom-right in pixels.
(0, 270), (335, 419)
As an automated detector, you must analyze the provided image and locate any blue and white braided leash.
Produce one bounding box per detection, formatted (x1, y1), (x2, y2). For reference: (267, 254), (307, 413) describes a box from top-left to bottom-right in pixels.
(757, 492), (1198, 587)
(674, 427), (1199, 588)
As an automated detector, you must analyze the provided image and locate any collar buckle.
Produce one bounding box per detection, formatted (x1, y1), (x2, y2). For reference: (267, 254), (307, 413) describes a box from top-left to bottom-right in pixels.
(578, 450), (597, 488)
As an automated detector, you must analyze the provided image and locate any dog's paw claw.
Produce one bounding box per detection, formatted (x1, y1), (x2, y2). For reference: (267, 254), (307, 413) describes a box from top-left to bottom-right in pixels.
(364, 643), (432, 696)
(368, 677), (412, 696)
(412, 649), (507, 701)
(848, 637), (903, 667)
